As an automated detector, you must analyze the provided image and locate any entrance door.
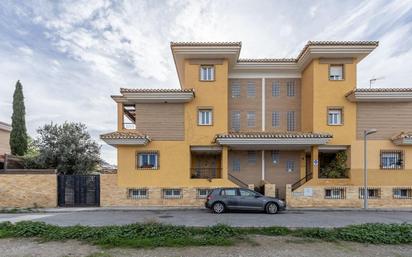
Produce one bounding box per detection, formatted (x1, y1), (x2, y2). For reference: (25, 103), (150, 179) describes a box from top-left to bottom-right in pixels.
(57, 175), (100, 207)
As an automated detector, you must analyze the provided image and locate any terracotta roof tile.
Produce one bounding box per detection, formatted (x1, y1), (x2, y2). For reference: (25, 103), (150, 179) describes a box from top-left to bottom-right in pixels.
(215, 132), (332, 139)
(120, 88), (195, 94)
(100, 131), (150, 140)
(238, 58), (297, 63)
(170, 42), (241, 47)
(297, 40), (379, 60)
(392, 132), (412, 140)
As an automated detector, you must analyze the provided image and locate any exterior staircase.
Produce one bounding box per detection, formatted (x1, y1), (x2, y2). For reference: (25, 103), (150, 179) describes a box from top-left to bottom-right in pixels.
(291, 172), (313, 191)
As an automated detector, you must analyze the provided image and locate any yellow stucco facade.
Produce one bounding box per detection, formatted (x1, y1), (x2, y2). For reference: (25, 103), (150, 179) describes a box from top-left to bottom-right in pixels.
(101, 41), (412, 207)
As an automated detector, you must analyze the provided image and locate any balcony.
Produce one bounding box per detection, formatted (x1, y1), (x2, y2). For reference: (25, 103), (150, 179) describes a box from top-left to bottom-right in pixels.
(191, 168), (222, 179)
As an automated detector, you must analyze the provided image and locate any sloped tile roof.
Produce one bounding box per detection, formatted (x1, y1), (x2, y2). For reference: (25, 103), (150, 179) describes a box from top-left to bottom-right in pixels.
(120, 88), (194, 94)
(215, 132), (332, 139)
(392, 132), (412, 140)
(238, 58), (296, 63)
(297, 40), (379, 60)
(345, 88), (412, 96)
(100, 131), (150, 140)
(170, 42), (241, 47)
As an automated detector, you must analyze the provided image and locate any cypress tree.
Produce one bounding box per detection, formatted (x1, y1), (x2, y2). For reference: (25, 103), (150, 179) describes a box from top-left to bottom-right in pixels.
(10, 80), (28, 156)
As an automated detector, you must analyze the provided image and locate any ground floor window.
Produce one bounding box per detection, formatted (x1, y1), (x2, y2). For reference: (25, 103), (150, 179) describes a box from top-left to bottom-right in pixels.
(393, 188), (412, 199)
(137, 152), (159, 169)
(163, 189), (182, 199)
(324, 188), (346, 199)
(128, 188), (148, 199)
(359, 188), (381, 199)
(197, 188), (213, 199)
(286, 160), (295, 172)
(380, 150), (403, 170)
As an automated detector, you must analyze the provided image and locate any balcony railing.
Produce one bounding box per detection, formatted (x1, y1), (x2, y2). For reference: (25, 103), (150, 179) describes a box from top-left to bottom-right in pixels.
(191, 168), (221, 179)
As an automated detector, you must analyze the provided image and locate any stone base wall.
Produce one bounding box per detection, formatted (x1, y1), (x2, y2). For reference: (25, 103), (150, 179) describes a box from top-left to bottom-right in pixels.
(264, 184), (276, 197)
(100, 174), (210, 207)
(0, 174), (57, 208)
(286, 184), (412, 208)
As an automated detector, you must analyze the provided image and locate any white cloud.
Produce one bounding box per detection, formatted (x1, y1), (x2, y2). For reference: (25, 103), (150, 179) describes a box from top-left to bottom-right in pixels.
(0, 0), (411, 164)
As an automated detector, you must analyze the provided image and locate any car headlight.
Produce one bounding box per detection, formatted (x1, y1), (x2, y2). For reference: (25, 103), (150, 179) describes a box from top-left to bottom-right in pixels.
(278, 200), (285, 206)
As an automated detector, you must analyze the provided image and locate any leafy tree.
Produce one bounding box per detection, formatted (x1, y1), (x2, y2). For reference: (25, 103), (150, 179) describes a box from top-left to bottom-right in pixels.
(30, 122), (101, 174)
(9, 80), (28, 156)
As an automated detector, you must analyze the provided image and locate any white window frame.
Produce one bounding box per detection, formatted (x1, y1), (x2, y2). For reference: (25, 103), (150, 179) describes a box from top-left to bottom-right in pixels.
(198, 109), (212, 126)
(197, 188), (213, 199)
(231, 111), (241, 131)
(128, 188), (148, 199)
(231, 83), (241, 98)
(287, 80), (295, 97)
(200, 65), (215, 81)
(328, 108), (343, 125)
(272, 81), (280, 96)
(286, 160), (295, 172)
(272, 111), (280, 128)
(232, 158), (241, 172)
(329, 64), (344, 80)
(247, 111), (256, 127)
(137, 152), (158, 169)
(163, 189), (182, 199)
(247, 82), (256, 97)
(287, 111), (296, 131)
(272, 150), (280, 164)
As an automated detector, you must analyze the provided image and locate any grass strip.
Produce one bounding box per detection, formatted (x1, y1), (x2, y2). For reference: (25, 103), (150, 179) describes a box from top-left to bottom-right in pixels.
(0, 221), (411, 248)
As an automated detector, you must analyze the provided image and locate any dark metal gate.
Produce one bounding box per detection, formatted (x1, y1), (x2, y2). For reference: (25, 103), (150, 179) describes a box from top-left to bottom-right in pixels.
(57, 175), (100, 207)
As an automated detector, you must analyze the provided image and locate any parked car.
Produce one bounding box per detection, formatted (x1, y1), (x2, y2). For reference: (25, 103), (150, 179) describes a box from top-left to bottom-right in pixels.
(205, 187), (286, 214)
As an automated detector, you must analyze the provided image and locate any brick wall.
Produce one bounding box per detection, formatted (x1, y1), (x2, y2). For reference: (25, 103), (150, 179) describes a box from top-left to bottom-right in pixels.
(286, 184), (412, 208)
(0, 174), (57, 208)
(100, 174), (208, 207)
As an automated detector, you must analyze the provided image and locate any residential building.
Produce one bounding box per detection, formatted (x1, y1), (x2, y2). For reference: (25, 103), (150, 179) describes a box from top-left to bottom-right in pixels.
(0, 121), (11, 155)
(101, 41), (412, 207)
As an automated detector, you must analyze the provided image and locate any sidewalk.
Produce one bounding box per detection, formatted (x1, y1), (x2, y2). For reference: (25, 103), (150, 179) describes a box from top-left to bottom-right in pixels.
(9, 206), (412, 213)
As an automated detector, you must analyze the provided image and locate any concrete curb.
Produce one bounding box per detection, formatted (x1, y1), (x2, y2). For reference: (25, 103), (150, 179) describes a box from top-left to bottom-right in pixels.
(286, 208), (412, 212)
(5, 206), (412, 213)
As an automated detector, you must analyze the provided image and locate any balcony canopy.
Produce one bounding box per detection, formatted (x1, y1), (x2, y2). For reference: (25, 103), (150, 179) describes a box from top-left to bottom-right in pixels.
(214, 132), (332, 150)
(100, 131), (151, 147)
(392, 132), (412, 146)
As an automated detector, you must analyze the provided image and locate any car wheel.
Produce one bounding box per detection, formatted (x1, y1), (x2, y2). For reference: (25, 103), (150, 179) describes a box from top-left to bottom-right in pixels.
(212, 202), (225, 214)
(266, 202), (278, 214)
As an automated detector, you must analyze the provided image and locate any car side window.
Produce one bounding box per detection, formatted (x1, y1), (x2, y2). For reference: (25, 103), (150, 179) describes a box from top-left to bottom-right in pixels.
(221, 189), (238, 196)
(239, 189), (257, 197)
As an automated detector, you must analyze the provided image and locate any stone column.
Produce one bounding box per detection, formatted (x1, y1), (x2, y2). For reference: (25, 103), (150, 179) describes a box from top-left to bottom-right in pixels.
(264, 184), (276, 197)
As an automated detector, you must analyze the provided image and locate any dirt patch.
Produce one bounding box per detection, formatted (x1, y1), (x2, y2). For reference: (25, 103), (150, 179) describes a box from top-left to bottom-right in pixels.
(1, 236), (412, 257)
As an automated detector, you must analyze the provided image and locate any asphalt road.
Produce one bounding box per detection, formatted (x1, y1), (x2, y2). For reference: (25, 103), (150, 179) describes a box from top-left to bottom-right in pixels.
(1, 209), (412, 227)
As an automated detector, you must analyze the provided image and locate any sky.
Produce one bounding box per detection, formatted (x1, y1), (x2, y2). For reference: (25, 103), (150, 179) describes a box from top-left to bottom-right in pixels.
(1, 0), (412, 165)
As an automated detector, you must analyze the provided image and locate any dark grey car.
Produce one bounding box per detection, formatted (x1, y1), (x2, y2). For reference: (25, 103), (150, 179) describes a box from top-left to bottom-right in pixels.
(205, 188), (286, 214)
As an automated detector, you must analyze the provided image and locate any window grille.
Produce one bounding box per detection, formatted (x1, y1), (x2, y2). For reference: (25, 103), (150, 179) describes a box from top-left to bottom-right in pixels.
(325, 187), (346, 199)
(247, 151), (257, 164)
(359, 187), (381, 199)
(128, 188), (148, 199)
(272, 81), (280, 96)
(287, 80), (295, 96)
(272, 111), (280, 128)
(247, 82), (256, 97)
(380, 150), (404, 170)
(287, 111), (296, 131)
(247, 111), (256, 127)
(231, 111), (241, 131)
(272, 150), (280, 164)
(231, 82), (241, 98)
(232, 158), (241, 172)
(286, 160), (295, 172)
(393, 188), (412, 199)
(197, 188), (213, 199)
(162, 189), (182, 199)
